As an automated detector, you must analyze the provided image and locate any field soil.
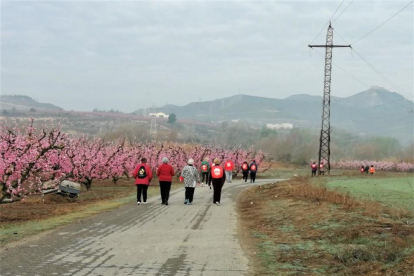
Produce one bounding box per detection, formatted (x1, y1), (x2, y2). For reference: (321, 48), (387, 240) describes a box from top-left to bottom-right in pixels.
(0, 178), (180, 245)
(238, 175), (414, 276)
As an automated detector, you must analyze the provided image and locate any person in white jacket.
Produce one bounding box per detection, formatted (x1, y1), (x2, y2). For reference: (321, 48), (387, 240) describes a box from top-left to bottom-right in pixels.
(181, 159), (200, 205)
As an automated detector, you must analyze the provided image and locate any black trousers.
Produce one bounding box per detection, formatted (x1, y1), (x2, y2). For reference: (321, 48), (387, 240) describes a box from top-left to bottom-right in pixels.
(137, 184), (148, 202)
(159, 181), (171, 203)
(250, 172), (256, 183)
(311, 170), (316, 176)
(242, 171), (249, 182)
(185, 187), (195, 203)
(201, 172), (209, 184)
(212, 180), (224, 203)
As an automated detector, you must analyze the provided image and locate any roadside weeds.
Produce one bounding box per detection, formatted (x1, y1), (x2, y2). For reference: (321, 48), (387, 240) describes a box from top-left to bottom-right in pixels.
(238, 176), (414, 276)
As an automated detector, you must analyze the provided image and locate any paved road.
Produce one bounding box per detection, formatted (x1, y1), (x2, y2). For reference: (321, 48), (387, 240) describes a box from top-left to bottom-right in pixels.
(0, 178), (281, 276)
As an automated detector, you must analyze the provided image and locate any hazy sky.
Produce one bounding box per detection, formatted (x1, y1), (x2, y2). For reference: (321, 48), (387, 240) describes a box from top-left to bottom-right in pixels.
(1, 0), (413, 112)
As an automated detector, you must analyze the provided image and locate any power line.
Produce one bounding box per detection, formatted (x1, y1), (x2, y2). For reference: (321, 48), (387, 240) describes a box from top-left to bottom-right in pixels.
(333, 0), (355, 23)
(309, 0), (345, 45)
(311, 48), (370, 88)
(311, 47), (413, 111)
(351, 1), (414, 45)
(333, 28), (412, 102)
(352, 47), (411, 98)
(333, 30), (350, 44)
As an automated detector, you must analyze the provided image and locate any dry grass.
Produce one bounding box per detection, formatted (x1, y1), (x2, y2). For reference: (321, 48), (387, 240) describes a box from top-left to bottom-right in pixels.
(0, 178), (180, 226)
(238, 177), (414, 276)
(288, 176), (359, 208)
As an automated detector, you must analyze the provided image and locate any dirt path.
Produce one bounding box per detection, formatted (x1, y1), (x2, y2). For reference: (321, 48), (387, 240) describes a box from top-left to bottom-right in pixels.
(0, 178), (281, 276)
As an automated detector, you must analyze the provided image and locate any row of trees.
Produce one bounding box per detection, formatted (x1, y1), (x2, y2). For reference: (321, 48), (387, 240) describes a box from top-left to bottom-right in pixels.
(255, 128), (413, 165)
(331, 160), (414, 172)
(0, 120), (264, 202)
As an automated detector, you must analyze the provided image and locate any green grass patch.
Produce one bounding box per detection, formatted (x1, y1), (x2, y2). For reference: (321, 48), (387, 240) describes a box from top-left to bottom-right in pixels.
(261, 168), (309, 179)
(324, 176), (414, 209)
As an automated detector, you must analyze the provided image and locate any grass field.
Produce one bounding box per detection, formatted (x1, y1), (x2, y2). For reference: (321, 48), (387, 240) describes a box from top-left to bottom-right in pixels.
(323, 176), (414, 209)
(238, 172), (414, 276)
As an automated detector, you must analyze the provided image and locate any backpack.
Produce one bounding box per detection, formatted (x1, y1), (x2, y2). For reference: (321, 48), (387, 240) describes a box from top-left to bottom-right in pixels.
(211, 166), (223, 179)
(201, 164), (208, 172)
(242, 163), (248, 171)
(250, 164), (257, 172)
(137, 165), (147, 179)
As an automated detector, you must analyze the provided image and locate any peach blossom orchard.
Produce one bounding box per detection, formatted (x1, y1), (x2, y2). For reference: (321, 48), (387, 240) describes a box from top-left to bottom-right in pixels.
(0, 121), (265, 202)
(1, 121), (413, 203)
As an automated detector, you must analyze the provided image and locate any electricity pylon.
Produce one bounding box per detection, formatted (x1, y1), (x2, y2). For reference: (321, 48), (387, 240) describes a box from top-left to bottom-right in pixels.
(309, 22), (351, 175)
(149, 115), (157, 139)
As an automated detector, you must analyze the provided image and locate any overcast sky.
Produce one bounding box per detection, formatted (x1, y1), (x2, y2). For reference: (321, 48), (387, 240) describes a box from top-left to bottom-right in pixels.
(1, 0), (413, 112)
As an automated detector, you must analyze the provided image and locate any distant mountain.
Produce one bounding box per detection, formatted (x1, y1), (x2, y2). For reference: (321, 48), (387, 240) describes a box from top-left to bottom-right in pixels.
(0, 95), (63, 111)
(133, 87), (414, 143)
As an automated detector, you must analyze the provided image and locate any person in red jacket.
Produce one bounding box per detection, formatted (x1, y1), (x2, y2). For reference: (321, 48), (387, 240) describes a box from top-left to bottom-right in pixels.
(132, 157), (153, 205)
(224, 159), (234, 183)
(157, 157), (175, 205)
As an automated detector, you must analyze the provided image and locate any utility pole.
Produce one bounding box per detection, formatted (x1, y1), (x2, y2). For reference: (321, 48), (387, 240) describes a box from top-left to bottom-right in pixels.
(309, 22), (351, 175)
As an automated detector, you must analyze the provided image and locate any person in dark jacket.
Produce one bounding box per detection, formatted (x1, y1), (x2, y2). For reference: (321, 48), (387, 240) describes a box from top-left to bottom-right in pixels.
(241, 161), (249, 182)
(311, 162), (317, 176)
(132, 157), (153, 205)
(209, 158), (226, 205)
(157, 157), (175, 205)
(364, 165), (369, 174)
(249, 160), (258, 183)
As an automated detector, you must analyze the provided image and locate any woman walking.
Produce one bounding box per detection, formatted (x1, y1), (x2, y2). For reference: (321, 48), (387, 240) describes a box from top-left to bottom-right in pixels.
(208, 158), (226, 206)
(181, 158), (200, 205)
(157, 157), (175, 205)
(241, 161), (249, 182)
(132, 157), (153, 205)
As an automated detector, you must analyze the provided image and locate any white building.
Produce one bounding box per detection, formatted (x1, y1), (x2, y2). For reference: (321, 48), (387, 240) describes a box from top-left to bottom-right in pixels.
(149, 112), (169, 118)
(266, 123), (293, 130)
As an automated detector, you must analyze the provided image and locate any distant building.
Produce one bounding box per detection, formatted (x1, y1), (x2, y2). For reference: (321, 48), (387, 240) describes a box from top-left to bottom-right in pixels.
(266, 123), (293, 130)
(149, 112), (169, 118)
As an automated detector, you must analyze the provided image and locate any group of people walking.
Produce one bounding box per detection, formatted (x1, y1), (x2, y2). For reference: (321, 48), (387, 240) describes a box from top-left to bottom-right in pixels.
(132, 157), (259, 206)
(360, 165), (375, 174)
(310, 161), (376, 175)
(310, 161), (325, 176)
